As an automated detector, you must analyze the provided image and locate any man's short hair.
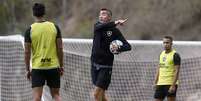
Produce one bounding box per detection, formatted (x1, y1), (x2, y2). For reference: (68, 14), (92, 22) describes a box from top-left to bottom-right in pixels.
(100, 8), (112, 17)
(164, 36), (173, 42)
(33, 3), (45, 17)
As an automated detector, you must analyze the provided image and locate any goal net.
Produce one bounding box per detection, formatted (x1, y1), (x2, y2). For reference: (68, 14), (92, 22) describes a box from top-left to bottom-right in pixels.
(0, 35), (201, 101)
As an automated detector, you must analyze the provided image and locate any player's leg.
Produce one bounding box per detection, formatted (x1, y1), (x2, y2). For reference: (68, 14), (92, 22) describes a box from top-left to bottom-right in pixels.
(94, 86), (104, 101)
(50, 88), (61, 101)
(94, 87), (109, 101)
(155, 99), (163, 101)
(154, 85), (166, 101)
(96, 68), (112, 101)
(46, 68), (61, 101)
(102, 90), (108, 101)
(91, 63), (100, 100)
(33, 87), (43, 101)
(31, 69), (46, 101)
(167, 85), (177, 101)
(167, 97), (176, 101)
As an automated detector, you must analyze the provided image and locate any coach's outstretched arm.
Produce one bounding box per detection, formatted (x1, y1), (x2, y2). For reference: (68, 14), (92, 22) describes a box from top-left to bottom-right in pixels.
(94, 19), (127, 31)
(116, 29), (131, 52)
(94, 22), (116, 31)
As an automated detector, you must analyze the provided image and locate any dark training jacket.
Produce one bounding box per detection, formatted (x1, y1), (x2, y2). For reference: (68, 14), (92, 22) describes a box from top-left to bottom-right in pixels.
(91, 21), (131, 66)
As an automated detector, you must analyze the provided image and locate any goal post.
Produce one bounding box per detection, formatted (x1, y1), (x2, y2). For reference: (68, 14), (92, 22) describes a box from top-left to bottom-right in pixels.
(0, 35), (201, 101)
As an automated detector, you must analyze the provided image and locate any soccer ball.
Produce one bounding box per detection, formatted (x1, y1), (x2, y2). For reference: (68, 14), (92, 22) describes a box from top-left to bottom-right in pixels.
(109, 40), (123, 54)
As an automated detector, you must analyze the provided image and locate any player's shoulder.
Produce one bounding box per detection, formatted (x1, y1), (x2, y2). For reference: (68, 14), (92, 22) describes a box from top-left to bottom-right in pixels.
(174, 52), (180, 56)
(31, 21), (52, 26)
(45, 21), (55, 25)
(44, 21), (61, 30)
(174, 52), (181, 60)
(160, 50), (166, 54)
(94, 21), (101, 26)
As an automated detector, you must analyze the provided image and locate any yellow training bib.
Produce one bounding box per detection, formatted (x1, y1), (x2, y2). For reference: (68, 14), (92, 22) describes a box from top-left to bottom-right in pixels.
(30, 21), (59, 69)
(157, 50), (178, 85)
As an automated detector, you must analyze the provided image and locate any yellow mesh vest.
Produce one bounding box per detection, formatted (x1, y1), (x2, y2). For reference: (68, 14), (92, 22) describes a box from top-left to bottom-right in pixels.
(157, 50), (179, 85)
(31, 21), (59, 69)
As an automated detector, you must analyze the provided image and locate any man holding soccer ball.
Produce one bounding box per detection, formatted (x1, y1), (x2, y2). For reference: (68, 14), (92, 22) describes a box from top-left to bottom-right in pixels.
(91, 8), (131, 101)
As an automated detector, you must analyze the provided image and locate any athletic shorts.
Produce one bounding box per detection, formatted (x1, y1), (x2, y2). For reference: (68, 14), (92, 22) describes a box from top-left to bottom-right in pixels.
(154, 85), (178, 99)
(91, 62), (112, 90)
(31, 68), (60, 88)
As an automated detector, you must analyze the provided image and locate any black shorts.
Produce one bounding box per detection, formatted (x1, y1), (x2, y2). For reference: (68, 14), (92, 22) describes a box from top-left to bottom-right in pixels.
(154, 85), (178, 99)
(91, 63), (112, 90)
(31, 68), (60, 88)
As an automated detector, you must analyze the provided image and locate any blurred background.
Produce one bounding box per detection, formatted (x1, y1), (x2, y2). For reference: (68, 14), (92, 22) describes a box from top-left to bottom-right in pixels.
(1, 0), (201, 40)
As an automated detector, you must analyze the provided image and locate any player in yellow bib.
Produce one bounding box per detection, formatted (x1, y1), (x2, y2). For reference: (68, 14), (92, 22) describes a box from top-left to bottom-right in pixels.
(154, 36), (181, 101)
(24, 3), (63, 101)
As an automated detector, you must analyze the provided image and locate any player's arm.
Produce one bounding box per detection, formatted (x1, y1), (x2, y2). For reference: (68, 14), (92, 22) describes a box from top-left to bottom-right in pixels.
(94, 21), (116, 31)
(94, 19), (127, 31)
(154, 65), (160, 85)
(55, 25), (64, 75)
(25, 43), (31, 71)
(56, 38), (63, 68)
(24, 27), (31, 72)
(116, 29), (131, 52)
(24, 27), (31, 80)
(154, 55), (160, 87)
(169, 53), (181, 93)
(172, 53), (181, 86)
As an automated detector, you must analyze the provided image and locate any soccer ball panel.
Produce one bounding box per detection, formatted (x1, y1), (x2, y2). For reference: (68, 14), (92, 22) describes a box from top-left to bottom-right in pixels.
(109, 40), (123, 54)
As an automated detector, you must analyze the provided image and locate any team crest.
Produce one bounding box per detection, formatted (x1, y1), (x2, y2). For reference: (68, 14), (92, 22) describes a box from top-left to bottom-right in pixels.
(162, 57), (166, 62)
(106, 31), (112, 37)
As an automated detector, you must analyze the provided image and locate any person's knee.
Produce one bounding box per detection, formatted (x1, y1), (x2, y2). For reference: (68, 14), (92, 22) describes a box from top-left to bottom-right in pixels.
(103, 94), (108, 101)
(33, 96), (42, 101)
(53, 94), (61, 101)
(52, 93), (60, 98)
(94, 90), (100, 99)
(33, 87), (43, 101)
(155, 99), (163, 101)
(50, 88), (61, 101)
(94, 87), (105, 101)
(167, 97), (176, 101)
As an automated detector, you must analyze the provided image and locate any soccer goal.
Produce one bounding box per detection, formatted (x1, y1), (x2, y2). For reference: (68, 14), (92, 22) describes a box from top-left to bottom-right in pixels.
(0, 35), (201, 101)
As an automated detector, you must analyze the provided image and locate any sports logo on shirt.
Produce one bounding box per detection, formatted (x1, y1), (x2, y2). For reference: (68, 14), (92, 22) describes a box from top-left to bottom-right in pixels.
(106, 31), (112, 37)
(163, 57), (166, 62)
(41, 58), (51, 62)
